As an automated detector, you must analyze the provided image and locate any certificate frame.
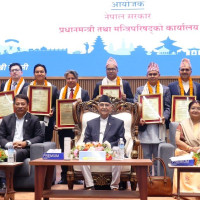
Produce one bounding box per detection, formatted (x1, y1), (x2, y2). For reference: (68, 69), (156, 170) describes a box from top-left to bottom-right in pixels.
(99, 85), (121, 98)
(56, 99), (77, 129)
(28, 85), (52, 116)
(139, 94), (163, 124)
(0, 91), (14, 119)
(171, 95), (196, 122)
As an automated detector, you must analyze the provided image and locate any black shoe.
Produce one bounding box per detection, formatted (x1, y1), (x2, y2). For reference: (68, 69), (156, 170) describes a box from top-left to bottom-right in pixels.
(74, 180), (83, 185)
(119, 181), (127, 190)
(0, 178), (6, 190)
(57, 178), (67, 184)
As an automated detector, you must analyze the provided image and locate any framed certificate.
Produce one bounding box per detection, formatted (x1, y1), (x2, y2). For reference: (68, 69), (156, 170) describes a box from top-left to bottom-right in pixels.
(28, 85), (52, 116)
(0, 91), (14, 119)
(171, 95), (196, 122)
(56, 99), (77, 129)
(99, 85), (121, 98)
(139, 94), (163, 124)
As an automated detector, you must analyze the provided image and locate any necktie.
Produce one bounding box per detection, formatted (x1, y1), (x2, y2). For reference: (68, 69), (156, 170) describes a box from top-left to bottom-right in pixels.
(11, 82), (17, 90)
(69, 88), (74, 99)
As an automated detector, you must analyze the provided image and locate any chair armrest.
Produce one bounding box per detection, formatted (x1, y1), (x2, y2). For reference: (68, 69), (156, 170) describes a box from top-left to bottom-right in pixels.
(30, 142), (56, 160)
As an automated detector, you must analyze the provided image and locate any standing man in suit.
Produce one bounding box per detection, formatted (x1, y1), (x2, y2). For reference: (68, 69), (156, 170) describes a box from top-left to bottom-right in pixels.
(57, 70), (90, 184)
(22, 64), (59, 142)
(0, 63), (29, 95)
(0, 94), (44, 161)
(81, 95), (125, 190)
(134, 62), (171, 175)
(93, 57), (134, 102)
(168, 58), (200, 100)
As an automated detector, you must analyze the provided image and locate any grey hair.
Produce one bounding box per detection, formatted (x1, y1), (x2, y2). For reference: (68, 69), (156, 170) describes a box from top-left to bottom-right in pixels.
(64, 70), (79, 79)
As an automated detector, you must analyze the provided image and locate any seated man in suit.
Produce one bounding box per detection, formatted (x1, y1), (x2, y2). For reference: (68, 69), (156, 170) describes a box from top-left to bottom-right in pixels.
(0, 63), (29, 95)
(0, 94), (44, 189)
(93, 57), (134, 102)
(81, 95), (126, 190)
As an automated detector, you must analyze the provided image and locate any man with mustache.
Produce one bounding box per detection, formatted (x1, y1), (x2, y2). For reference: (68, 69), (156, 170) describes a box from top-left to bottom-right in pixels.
(93, 57), (134, 102)
(134, 62), (171, 176)
(168, 58), (200, 100)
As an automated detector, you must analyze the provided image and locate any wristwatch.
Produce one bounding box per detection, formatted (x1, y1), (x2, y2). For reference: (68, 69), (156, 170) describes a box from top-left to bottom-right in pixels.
(26, 140), (31, 146)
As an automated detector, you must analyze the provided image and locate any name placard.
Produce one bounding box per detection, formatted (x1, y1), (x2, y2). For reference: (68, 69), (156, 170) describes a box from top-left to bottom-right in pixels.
(79, 151), (106, 161)
(43, 153), (64, 160)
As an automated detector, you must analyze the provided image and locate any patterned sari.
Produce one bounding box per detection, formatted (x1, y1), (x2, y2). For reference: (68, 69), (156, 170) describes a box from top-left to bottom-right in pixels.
(173, 118), (200, 199)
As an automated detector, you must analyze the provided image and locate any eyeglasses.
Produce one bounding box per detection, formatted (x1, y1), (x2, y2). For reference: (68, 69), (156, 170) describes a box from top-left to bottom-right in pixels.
(10, 69), (21, 72)
(148, 73), (158, 77)
(106, 68), (117, 72)
(179, 68), (191, 72)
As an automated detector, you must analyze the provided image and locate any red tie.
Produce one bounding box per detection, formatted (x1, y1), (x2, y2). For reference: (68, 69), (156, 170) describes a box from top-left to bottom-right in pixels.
(69, 88), (74, 99)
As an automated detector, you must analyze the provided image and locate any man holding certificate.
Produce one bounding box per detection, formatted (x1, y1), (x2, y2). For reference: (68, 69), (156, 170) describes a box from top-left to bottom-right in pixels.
(22, 64), (58, 142)
(0, 63), (29, 95)
(57, 70), (90, 184)
(168, 58), (200, 100)
(168, 58), (200, 122)
(134, 62), (171, 175)
(92, 57), (134, 102)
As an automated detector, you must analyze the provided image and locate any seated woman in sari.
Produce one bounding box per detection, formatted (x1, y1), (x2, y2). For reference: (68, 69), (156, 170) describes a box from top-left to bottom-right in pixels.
(173, 100), (200, 197)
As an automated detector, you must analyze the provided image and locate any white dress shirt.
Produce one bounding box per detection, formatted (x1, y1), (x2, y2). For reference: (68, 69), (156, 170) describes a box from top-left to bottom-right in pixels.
(182, 80), (189, 93)
(99, 117), (108, 143)
(67, 86), (76, 99)
(11, 81), (17, 90)
(13, 114), (25, 142)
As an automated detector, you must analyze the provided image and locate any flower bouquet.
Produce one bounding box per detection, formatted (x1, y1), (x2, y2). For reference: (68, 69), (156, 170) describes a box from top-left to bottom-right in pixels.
(71, 141), (113, 160)
(0, 148), (7, 162)
(192, 152), (200, 165)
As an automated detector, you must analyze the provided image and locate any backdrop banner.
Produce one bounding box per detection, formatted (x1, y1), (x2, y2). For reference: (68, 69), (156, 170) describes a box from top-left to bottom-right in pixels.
(0, 0), (199, 77)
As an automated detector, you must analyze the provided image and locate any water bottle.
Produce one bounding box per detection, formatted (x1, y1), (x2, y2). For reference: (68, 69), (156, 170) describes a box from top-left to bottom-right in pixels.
(7, 146), (16, 163)
(118, 138), (125, 160)
(112, 146), (120, 160)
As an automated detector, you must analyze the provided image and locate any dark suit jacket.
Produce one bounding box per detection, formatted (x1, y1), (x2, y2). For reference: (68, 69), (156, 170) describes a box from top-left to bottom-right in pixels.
(81, 89), (90, 101)
(93, 79), (134, 102)
(84, 115), (125, 147)
(168, 81), (200, 100)
(0, 81), (29, 94)
(0, 112), (44, 148)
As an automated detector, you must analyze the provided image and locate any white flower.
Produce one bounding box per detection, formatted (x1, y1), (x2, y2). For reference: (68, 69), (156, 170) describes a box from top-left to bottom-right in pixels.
(104, 141), (111, 149)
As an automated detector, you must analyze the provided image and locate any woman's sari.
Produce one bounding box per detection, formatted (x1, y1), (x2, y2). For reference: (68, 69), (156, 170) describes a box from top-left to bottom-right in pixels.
(173, 118), (200, 198)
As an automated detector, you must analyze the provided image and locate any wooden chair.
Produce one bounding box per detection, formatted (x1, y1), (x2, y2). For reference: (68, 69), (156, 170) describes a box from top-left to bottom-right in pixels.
(67, 98), (141, 190)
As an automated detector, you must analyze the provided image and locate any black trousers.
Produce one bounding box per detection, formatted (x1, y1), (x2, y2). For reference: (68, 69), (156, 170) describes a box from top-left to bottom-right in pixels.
(16, 148), (30, 162)
(58, 129), (74, 179)
(37, 115), (55, 142)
